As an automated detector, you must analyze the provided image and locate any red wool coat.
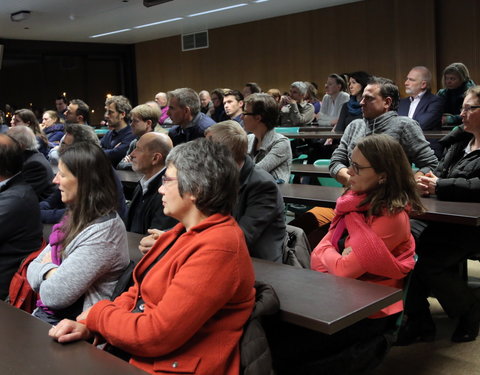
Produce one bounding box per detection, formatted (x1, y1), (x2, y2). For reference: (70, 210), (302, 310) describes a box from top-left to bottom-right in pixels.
(86, 214), (256, 375)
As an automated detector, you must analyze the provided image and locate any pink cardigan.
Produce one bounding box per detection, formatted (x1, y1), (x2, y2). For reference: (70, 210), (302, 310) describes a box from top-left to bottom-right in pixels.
(311, 211), (414, 318)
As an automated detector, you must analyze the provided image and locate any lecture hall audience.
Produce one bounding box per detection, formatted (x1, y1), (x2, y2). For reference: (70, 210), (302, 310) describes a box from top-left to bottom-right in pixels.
(49, 138), (256, 375)
(278, 81), (315, 126)
(27, 142), (130, 324)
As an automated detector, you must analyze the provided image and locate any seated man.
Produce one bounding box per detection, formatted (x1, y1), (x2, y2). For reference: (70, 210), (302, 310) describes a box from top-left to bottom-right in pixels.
(0, 134), (42, 299)
(40, 124), (128, 223)
(7, 125), (55, 200)
(279, 81), (315, 126)
(127, 132), (177, 234)
(223, 90), (245, 126)
(167, 88), (215, 146)
(117, 104), (159, 170)
(206, 121), (285, 262)
(154, 92), (170, 125)
(398, 66), (445, 157)
(101, 95), (136, 167)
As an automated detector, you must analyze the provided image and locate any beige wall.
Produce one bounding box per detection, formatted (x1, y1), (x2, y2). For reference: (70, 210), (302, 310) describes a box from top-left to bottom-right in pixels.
(135, 0), (477, 103)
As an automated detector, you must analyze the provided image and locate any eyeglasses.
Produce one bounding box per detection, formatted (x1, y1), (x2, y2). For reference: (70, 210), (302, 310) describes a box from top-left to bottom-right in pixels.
(161, 175), (177, 185)
(348, 157), (374, 175)
(460, 105), (480, 113)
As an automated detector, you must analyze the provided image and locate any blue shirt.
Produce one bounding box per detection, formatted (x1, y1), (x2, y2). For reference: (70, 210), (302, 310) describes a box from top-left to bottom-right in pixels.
(100, 125), (136, 167)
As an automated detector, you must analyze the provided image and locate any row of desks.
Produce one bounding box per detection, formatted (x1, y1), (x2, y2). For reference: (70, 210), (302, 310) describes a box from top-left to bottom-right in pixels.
(280, 130), (451, 140)
(116, 169), (480, 227)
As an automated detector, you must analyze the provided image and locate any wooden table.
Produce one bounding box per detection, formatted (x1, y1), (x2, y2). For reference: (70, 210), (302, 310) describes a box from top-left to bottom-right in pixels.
(282, 130), (450, 140)
(252, 258), (402, 334)
(0, 301), (147, 375)
(279, 184), (480, 226)
(290, 164), (330, 177)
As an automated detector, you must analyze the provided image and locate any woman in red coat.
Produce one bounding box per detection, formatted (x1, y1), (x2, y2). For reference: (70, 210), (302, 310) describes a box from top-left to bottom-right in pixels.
(49, 139), (256, 375)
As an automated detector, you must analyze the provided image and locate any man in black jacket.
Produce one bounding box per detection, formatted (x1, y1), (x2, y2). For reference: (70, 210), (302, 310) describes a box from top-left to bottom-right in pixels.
(206, 120), (285, 262)
(127, 132), (177, 234)
(0, 134), (42, 299)
(7, 125), (55, 200)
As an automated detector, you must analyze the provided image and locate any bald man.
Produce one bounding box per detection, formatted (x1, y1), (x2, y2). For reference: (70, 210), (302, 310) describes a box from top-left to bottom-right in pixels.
(126, 132), (177, 234)
(154, 92), (171, 125)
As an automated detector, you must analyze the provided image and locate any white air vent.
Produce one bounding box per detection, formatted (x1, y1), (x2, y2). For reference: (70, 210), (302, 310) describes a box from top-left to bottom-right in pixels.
(182, 31), (208, 51)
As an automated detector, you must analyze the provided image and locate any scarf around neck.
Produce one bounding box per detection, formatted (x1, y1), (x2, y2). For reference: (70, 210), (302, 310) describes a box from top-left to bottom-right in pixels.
(346, 96), (362, 116)
(331, 190), (415, 279)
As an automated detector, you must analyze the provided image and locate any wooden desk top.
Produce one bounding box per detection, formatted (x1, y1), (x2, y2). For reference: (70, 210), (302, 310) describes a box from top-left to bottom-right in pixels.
(252, 259), (402, 334)
(282, 130), (450, 140)
(279, 184), (480, 226)
(0, 301), (147, 375)
(290, 164), (330, 177)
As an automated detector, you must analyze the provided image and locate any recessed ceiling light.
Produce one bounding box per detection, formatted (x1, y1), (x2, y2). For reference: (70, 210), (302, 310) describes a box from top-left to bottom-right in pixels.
(90, 28), (132, 38)
(134, 17), (183, 29)
(187, 4), (248, 17)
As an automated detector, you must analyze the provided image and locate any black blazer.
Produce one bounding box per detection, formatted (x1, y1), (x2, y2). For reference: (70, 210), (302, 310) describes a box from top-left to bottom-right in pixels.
(22, 150), (55, 200)
(398, 91), (444, 130)
(0, 174), (42, 299)
(233, 156), (285, 262)
(126, 169), (177, 234)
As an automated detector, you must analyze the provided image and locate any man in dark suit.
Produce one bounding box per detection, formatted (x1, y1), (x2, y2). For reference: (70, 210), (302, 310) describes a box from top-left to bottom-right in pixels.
(206, 120), (286, 262)
(398, 66), (445, 157)
(126, 132), (177, 234)
(7, 125), (55, 200)
(0, 134), (42, 299)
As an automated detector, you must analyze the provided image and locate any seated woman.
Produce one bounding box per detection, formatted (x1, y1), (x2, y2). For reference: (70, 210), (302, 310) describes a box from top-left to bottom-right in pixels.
(245, 93), (292, 183)
(49, 138), (256, 375)
(316, 73), (350, 127)
(208, 88), (229, 122)
(11, 109), (50, 157)
(335, 71), (371, 132)
(269, 134), (422, 375)
(400, 85), (480, 344)
(278, 81), (315, 126)
(437, 62), (475, 126)
(40, 110), (64, 144)
(27, 142), (130, 324)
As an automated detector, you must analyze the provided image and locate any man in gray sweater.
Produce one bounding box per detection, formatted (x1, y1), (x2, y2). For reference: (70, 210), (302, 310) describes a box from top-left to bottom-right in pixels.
(330, 76), (438, 186)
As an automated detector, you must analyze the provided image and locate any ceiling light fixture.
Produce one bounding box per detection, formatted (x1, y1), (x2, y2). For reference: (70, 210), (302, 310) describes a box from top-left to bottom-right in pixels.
(134, 17), (183, 29)
(11, 10), (31, 22)
(89, 28), (132, 38)
(253, 0), (269, 3)
(187, 4), (248, 17)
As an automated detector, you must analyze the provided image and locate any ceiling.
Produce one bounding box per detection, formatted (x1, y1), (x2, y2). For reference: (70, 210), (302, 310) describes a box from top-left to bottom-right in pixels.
(0, 0), (361, 44)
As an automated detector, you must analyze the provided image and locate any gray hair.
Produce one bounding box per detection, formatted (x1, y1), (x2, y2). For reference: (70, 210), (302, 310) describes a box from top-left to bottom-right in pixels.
(165, 138), (238, 216)
(411, 66), (433, 90)
(64, 123), (100, 146)
(168, 88), (201, 117)
(291, 81), (308, 96)
(7, 125), (38, 151)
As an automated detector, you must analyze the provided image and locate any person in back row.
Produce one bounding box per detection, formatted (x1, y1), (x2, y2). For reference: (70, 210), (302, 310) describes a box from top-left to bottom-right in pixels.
(0, 134), (42, 300)
(245, 93), (292, 183)
(168, 88), (215, 146)
(206, 120), (285, 262)
(117, 104), (159, 170)
(279, 81), (315, 126)
(101, 95), (136, 167)
(127, 132), (177, 234)
(27, 142), (130, 325)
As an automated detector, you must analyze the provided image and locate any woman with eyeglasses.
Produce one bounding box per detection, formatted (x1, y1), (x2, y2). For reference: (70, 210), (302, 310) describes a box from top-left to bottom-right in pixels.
(48, 139), (255, 375)
(268, 134), (422, 374)
(244, 93), (292, 183)
(399, 85), (480, 344)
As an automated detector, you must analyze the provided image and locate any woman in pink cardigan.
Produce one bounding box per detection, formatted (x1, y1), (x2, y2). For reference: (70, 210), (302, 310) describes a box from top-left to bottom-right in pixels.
(271, 134), (424, 375)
